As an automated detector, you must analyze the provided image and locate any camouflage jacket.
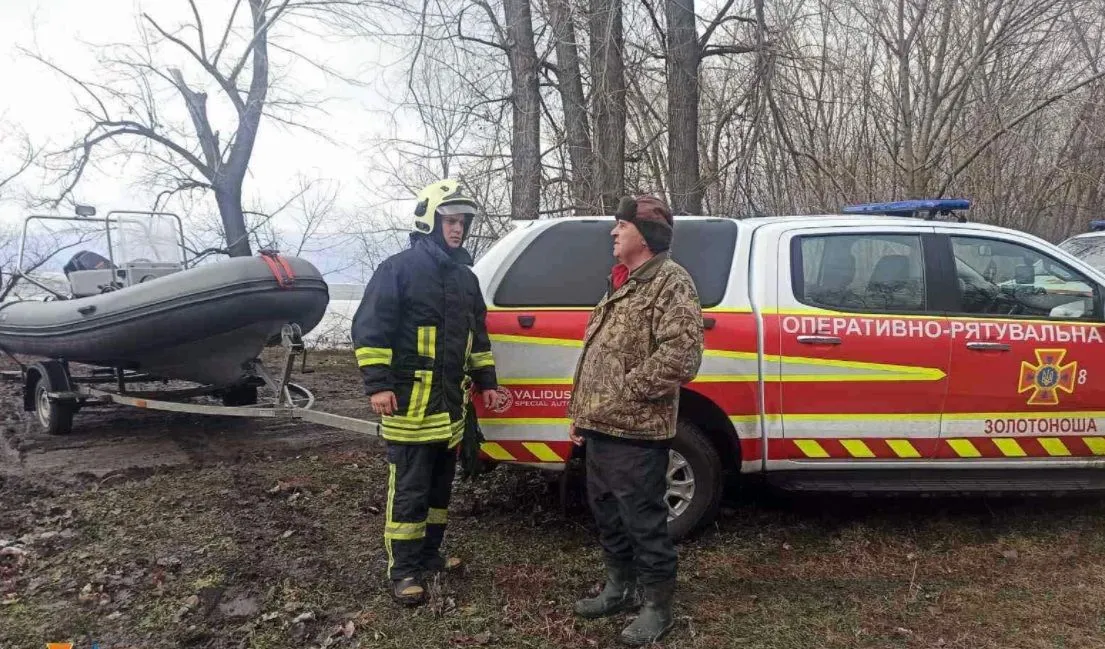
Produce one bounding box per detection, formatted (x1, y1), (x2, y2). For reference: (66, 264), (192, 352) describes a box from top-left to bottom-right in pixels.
(568, 252), (704, 441)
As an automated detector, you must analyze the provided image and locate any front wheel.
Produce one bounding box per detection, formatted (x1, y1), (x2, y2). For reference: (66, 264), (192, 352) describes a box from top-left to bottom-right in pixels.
(666, 418), (723, 541)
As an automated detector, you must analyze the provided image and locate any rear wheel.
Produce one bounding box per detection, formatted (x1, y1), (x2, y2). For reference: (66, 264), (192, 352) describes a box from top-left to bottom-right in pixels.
(31, 374), (75, 436)
(666, 418), (723, 541)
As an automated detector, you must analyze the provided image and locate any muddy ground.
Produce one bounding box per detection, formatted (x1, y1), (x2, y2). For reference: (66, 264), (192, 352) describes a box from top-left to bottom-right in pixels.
(4, 351), (1105, 649)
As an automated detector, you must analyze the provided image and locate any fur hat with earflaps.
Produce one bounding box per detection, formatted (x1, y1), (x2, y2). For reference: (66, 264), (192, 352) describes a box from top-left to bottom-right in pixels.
(615, 195), (674, 253)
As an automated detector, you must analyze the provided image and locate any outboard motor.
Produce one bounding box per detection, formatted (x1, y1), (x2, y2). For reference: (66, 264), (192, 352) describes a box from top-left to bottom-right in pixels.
(63, 251), (114, 276)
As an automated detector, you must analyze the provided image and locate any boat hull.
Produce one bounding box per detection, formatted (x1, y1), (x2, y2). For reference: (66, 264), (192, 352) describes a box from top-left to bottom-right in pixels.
(0, 255), (330, 386)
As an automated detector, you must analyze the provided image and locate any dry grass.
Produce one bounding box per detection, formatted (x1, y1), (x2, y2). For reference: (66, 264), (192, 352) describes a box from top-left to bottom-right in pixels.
(3, 354), (1105, 648)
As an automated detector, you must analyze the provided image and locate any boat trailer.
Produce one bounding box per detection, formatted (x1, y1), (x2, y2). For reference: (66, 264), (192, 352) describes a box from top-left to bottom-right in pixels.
(6, 323), (381, 438)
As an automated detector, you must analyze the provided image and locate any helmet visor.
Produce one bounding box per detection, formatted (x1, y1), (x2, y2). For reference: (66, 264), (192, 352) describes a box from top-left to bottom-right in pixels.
(436, 202), (477, 218)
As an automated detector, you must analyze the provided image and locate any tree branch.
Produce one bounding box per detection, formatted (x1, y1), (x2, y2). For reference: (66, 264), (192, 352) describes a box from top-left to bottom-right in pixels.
(940, 68), (1105, 195)
(144, 13), (246, 114)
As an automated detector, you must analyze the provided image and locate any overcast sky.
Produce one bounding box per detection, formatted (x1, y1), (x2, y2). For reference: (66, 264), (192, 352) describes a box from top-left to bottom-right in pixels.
(0, 0), (415, 248)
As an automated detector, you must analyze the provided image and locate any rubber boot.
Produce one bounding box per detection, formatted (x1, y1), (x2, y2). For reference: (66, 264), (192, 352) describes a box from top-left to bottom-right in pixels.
(425, 554), (464, 573)
(619, 580), (675, 646)
(391, 576), (426, 606)
(574, 560), (638, 619)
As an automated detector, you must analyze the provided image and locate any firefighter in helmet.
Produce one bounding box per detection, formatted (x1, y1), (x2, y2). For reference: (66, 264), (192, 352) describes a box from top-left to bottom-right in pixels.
(351, 179), (503, 605)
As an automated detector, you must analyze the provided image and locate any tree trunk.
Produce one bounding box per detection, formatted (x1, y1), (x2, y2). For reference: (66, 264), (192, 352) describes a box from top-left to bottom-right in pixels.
(548, 0), (597, 213)
(215, 183), (252, 258)
(666, 0), (702, 215)
(588, 0), (626, 212)
(504, 0), (541, 220)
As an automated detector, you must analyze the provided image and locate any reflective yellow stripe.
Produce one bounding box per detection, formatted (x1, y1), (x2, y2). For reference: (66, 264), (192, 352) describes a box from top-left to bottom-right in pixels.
(385, 520), (427, 540)
(355, 347), (392, 367)
(428, 508), (448, 525)
(381, 425), (454, 443)
(993, 438), (1026, 457)
(418, 326), (437, 359)
(380, 411), (455, 442)
(385, 463), (396, 577)
(947, 439), (981, 458)
(1085, 437), (1105, 455)
(468, 351), (495, 369)
(886, 439), (921, 458)
(406, 370), (433, 419)
(523, 442), (563, 462)
(382, 412), (451, 429)
(481, 442), (513, 461)
(406, 326), (436, 420)
(794, 439), (829, 458)
(840, 440), (875, 458)
(1038, 437), (1071, 456)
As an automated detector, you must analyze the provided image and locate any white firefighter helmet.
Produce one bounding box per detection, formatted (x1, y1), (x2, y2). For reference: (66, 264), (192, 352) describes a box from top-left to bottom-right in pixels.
(412, 179), (480, 235)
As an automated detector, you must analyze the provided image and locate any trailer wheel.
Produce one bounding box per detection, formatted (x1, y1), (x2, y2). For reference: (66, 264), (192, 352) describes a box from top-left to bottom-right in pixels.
(30, 371), (75, 436)
(666, 418), (723, 541)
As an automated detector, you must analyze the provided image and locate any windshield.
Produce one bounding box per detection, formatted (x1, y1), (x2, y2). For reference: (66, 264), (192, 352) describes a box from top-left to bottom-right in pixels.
(108, 214), (183, 264)
(1059, 237), (1105, 272)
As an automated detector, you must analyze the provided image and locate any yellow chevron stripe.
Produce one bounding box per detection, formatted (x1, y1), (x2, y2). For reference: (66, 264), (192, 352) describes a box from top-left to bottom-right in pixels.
(481, 442), (513, 461)
(523, 442), (563, 462)
(840, 440), (875, 458)
(947, 439), (981, 458)
(886, 439), (921, 458)
(794, 439), (829, 458)
(1084, 437), (1105, 456)
(1038, 437), (1071, 456)
(992, 438), (1026, 457)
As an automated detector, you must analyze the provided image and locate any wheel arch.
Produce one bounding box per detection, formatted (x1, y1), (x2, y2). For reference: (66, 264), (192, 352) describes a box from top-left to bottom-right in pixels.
(678, 387), (741, 474)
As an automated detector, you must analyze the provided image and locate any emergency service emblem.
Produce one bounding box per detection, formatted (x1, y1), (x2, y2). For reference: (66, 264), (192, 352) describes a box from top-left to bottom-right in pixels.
(1018, 348), (1077, 406)
(488, 386), (513, 414)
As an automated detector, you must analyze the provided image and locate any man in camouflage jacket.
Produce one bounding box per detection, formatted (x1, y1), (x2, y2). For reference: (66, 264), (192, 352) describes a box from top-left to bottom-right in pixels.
(567, 195), (704, 646)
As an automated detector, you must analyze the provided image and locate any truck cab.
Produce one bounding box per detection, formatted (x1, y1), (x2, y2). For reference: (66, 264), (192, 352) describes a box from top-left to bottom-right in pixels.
(472, 201), (1105, 539)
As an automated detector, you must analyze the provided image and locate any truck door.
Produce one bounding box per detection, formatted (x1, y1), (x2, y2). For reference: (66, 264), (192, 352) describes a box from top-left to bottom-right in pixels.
(771, 226), (953, 465)
(933, 230), (1105, 463)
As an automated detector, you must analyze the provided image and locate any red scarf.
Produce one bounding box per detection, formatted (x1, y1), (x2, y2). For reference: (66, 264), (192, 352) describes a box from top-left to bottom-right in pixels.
(611, 263), (630, 290)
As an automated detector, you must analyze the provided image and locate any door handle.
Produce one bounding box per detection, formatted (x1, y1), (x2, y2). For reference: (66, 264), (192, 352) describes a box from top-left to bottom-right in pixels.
(517, 315), (535, 329)
(966, 341), (1011, 351)
(797, 335), (842, 345)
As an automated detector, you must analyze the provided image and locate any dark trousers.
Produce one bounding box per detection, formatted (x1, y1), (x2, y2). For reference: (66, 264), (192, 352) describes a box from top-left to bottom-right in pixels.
(584, 430), (677, 585)
(384, 441), (457, 580)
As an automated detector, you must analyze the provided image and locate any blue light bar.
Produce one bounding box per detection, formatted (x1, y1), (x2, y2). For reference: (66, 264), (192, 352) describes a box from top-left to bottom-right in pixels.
(841, 199), (971, 217)
(1090, 220), (1105, 232)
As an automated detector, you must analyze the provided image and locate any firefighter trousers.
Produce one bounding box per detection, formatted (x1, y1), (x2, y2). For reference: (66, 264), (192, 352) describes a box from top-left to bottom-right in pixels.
(583, 430), (677, 585)
(384, 441), (457, 581)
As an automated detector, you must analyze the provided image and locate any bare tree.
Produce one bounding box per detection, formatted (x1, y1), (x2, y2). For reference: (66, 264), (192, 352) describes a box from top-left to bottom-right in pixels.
(30, 0), (381, 258)
(546, 0), (598, 212)
(589, 0), (627, 212)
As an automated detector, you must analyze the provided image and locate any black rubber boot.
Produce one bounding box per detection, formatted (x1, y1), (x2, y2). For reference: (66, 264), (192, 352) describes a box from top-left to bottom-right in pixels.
(619, 580), (675, 646)
(574, 560), (638, 619)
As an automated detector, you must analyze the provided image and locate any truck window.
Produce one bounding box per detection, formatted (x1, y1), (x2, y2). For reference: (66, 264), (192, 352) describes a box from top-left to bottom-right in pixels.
(793, 233), (927, 313)
(950, 235), (1098, 320)
(493, 219), (738, 307)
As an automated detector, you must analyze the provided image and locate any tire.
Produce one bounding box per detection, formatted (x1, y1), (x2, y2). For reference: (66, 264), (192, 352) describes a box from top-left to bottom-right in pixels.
(32, 375), (75, 436)
(666, 418), (723, 541)
(221, 385), (259, 407)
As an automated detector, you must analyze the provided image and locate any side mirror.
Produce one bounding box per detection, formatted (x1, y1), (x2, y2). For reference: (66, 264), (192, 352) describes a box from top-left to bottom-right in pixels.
(75, 204), (97, 217)
(1015, 264), (1035, 285)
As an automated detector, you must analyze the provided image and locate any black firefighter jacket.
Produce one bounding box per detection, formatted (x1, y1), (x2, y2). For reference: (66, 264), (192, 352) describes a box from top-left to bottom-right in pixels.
(352, 236), (498, 446)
